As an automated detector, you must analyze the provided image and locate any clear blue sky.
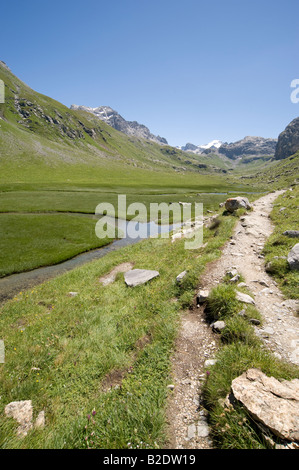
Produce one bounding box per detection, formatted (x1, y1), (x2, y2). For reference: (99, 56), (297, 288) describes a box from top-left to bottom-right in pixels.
(1, 0), (299, 147)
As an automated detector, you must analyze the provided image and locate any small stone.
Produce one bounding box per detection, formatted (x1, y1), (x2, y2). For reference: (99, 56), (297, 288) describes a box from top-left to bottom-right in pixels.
(196, 289), (210, 304)
(197, 422), (210, 437)
(212, 320), (226, 333)
(176, 271), (187, 284)
(204, 359), (217, 368)
(187, 423), (196, 440)
(35, 410), (45, 429)
(68, 292), (78, 297)
(236, 291), (255, 305)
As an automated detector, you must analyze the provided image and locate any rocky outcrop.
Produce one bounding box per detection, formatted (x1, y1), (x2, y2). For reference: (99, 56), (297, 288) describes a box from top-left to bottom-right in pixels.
(70, 105), (168, 145)
(229, 368), (299, 443)
(225, 196), (252, 212)
(218, 136), (277, 160)
(275, 117), (299, 160)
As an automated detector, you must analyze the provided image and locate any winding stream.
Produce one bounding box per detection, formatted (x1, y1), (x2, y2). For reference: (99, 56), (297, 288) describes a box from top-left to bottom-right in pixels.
(0, 218), (181, 304)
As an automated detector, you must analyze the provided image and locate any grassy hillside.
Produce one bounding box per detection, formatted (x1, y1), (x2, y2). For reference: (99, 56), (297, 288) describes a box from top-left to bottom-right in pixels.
(0, 62), (239, 186)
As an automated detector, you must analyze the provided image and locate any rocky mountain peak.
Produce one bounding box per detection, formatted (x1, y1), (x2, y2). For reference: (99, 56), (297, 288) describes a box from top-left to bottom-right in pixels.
(70, 104), (168, 145)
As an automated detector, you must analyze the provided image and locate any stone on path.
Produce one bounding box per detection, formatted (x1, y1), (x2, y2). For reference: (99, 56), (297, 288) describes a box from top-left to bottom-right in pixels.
(124, 269), (159, 287)
(196, 289), (210, 305)
(230, 368), (299, 442)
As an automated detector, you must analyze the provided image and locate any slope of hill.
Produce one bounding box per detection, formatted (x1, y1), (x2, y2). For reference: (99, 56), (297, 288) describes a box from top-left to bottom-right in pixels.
(0, 61), (243, 187)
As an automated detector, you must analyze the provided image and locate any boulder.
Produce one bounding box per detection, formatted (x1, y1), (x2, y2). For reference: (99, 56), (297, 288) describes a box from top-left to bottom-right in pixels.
(124, 269), (159, 287)
(236, 291), (255, 305)
(225, 197), (252, 213)
(5, 400), (33, 436)
(230, 368), (299, 442)
(196, 289), (210, 304)
(288, 243), (299, 270)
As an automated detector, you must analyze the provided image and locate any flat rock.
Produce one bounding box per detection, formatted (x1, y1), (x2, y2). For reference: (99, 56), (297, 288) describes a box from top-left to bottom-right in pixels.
(5, 400), (33, 436)
(124, 269), (159, 287)
(231, 368), (299, 442)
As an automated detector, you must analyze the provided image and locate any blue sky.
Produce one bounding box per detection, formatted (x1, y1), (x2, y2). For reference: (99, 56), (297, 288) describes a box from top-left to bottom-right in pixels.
(1, 0), (299, 147)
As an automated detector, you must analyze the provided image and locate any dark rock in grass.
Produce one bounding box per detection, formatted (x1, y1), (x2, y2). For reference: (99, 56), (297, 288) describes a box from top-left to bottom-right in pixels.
(176, 270), (187, 284)
(283, 230), (299, 238)
(124, 269), (159, 287)
(288, 243), (299, 270)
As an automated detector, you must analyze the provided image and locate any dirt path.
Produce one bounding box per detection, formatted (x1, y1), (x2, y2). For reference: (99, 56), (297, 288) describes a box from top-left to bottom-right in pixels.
(165, 190), (299, 449)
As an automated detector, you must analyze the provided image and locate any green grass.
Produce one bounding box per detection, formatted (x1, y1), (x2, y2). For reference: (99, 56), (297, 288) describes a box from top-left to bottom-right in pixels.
(0, 210), (237, 449)
(202, 277), (299, 449)
(263, 185), (299, 299)
(0, 213), (112, 277)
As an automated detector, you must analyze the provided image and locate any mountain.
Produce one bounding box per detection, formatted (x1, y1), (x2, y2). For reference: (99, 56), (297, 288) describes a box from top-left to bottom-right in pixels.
(0, 60), (225, 184)
(70, 104), (168, 145)
(274, 117), (299, 160)
(180, 136), (277, 159)
(218, 136), (277, 159)
(180, 140), (222, 154)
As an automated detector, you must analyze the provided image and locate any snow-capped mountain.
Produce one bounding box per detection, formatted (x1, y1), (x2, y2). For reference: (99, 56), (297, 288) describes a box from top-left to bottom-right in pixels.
(179, 140), (223, 154)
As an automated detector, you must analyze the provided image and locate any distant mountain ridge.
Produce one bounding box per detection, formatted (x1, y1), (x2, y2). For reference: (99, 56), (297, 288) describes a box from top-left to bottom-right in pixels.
(70, 104), (168, 145)
(180, 136), (277, 159)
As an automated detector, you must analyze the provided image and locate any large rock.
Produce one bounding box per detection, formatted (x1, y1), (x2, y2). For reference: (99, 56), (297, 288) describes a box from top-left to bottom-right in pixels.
(5, 400), (33, 436)
(124, 269), (159, 287)
(288, 243), (299, 270)
(225, 197), (252, 213)
(230, 368), (299, 442)
(275, 117), (299, 160)
(283, 230), (299, 238)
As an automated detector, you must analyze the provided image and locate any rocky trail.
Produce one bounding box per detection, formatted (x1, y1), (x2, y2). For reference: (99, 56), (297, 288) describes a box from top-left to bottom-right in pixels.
(165, 190), (299, 449)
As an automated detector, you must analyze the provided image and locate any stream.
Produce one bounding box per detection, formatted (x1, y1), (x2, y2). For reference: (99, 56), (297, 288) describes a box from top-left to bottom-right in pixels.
(0, 217), (181, 304)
